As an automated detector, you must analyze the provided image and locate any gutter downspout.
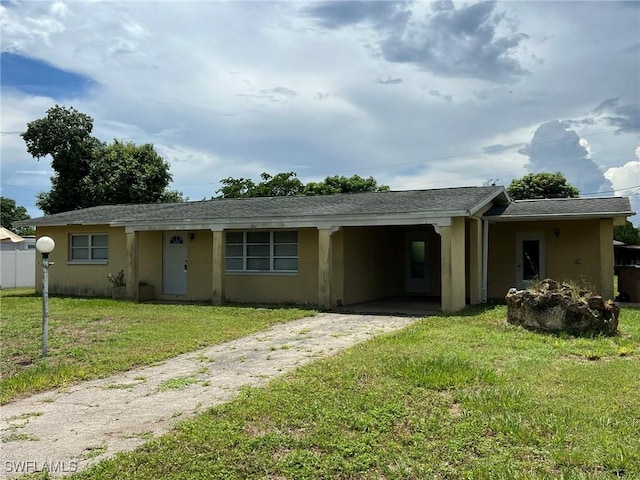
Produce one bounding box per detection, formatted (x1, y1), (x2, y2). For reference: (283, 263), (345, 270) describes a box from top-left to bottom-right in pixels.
(482, 219), (489, 303)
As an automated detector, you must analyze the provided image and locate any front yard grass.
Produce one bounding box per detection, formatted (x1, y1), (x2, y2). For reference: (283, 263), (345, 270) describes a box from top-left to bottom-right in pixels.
(4, 290), (639, 478)
(63, 304), (640, 479)
(0, 289), (315, 403)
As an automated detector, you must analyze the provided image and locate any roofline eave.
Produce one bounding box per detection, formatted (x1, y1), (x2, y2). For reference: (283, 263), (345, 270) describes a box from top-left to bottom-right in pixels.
(484, 212), (635, 223)
(21, 220), (133, 228)
(116, 210), (474, 231)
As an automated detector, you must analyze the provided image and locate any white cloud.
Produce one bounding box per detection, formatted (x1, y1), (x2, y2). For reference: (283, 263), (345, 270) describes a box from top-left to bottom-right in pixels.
(604, 149), (640, 196)
(604, 149), (640, 225)
(519, 120), (614, 195)
(0, 0), (638, 217)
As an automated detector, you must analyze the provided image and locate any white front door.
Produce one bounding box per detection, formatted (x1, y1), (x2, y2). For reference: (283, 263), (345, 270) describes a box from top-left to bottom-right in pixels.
(163, 232), (188, 295)
(516, 231), (546, 289)
(405, 232), (429, 294)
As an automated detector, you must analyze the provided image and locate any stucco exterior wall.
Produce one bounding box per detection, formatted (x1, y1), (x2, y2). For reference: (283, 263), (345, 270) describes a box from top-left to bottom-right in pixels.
(138, 230), (162, 297)
(440, 217), (466, 313)
(340, 227), (400, 305)
(486, 219), (613, 300)
(426, 227), (442, 297)
(35, 225), (127, 297)
(223, 228), (319, 305)
(330, 229), (345, 306)
(185, 230), (214, 301)
(339, 225), (442, 306)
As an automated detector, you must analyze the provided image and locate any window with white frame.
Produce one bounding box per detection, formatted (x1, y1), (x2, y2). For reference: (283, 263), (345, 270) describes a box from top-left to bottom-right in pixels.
(225, 231), (298, 272)
(70, 234), (109, 262)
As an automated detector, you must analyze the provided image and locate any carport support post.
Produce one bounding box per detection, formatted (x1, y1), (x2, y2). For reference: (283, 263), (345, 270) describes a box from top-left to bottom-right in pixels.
(126, 231), (139, 301)
(211, 229), (225, 305)
(439, 217), (466, 314)
(468, 217), (483, 305)
(599, 219), (614, 300)
(318, 228), (334, 309)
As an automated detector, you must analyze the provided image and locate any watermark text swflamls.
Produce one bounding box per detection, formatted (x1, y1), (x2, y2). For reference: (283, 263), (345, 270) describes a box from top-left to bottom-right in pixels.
(4, 460), (78, 474)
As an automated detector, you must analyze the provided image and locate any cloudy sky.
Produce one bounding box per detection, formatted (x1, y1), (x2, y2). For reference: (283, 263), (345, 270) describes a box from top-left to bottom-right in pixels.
(1, 0), (639, 223)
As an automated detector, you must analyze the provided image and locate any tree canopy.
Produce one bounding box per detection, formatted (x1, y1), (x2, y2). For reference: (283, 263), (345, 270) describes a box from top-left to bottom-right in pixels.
(614, 221), (640, 246)
(86, 140), (173, 205)
(217, 172), (389, 198)
(506, 172), (579, 200)
(22, 105), (183, 215)
(0, 197), (34, 235)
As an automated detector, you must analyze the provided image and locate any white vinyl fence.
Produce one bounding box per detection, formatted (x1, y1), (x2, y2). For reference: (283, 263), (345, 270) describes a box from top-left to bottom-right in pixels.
(0, 249), (35, 289)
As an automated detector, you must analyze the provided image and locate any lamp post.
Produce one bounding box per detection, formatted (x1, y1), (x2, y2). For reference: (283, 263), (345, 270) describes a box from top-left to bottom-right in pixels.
(36, 236), (55, 358)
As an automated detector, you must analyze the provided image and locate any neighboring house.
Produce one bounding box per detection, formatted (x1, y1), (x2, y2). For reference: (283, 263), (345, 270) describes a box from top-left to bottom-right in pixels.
(0, 227), (26, 249)
(613, 241), (640, 302)
(17, 186), (634, 313)
(0, 236), (36, 251)
(0, 227), (36, 288)
(614, 241), (640, 267)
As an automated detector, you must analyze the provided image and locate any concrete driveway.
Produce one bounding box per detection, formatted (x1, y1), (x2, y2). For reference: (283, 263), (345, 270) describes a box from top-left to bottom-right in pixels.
(0, 312), (419, 478)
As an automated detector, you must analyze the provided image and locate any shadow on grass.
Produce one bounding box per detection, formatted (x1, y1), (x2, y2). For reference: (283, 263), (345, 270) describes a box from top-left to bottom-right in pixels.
(445, 302), (506, 318)
(0, 289), (111, 301)
(0, 289), (316, 313)
(0, 289), (39, 298)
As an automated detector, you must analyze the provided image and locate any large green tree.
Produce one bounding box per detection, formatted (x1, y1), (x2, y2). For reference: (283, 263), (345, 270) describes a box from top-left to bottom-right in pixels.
(22, 105), (101, 213)
(614, 221), (640, 245)
(86, 140), (173, 205)
(217, 172), (389, 198)
(507, 172), (579, 200)
(303, 174), (389, 195)
(0, 197), (34, 235)
(22, 105), (183, 214)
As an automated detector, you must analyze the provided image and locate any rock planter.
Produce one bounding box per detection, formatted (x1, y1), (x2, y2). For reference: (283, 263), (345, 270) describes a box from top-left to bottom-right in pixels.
(505, 278), (619, 336)
(111, 285), (127, 300)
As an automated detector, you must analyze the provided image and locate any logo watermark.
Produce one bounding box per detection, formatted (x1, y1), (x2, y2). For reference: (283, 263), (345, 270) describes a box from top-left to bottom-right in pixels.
(4, 460), (78, 474)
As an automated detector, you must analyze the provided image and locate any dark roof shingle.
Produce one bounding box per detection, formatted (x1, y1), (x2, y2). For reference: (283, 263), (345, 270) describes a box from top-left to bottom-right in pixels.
(19, 186), (506, 227)
(484, 196), (634, 220)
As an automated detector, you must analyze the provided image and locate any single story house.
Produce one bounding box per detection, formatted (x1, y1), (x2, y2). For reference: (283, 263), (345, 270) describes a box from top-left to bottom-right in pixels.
(20, 186), (634, 313)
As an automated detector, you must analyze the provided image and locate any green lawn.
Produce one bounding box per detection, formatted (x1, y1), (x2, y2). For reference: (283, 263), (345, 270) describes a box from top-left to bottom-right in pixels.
(63, 304), (640, 479)
(0, 289), (315, 403)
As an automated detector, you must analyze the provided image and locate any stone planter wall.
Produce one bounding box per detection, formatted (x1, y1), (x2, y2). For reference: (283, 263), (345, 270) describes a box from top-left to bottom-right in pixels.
(111, 286), (127, 300)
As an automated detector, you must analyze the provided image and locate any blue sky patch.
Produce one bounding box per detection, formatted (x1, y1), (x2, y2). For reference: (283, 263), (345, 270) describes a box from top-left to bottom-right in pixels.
(1, 52), (97, 99)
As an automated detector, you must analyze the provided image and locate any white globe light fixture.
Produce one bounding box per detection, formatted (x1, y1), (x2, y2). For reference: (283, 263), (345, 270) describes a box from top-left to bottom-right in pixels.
(36, 236), (55, 254)
(36, 236), (55, 357)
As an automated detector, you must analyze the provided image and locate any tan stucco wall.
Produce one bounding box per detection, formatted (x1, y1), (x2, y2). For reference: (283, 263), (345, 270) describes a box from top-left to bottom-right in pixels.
(136, 228), (320, 304)
(35, 220), (478, 309)
(35, 226), (319, 304)
(426, 228), (442, 297)
(340, 226), (445, 305)
(138, 230), (162, 297)
(143, 230), (216, 302)
(331, 229), (345, 306)
(440, 217), (466, 313)
(341, 227), (400, 305)
(599, 219), (615, 301)
(35, 225), (127, 297)
(466, 218), (483, 304)
(223, 228), (319, 305)
(487, 219), (615, 300)
(186, 230), (214, 301)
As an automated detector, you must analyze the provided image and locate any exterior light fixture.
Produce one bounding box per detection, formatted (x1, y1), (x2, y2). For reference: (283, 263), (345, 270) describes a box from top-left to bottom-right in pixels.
(36, 236), (55, 357)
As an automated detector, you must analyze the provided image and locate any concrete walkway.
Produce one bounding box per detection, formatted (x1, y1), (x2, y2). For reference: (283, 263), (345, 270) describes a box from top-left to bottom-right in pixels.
(0, 313), (419, 478)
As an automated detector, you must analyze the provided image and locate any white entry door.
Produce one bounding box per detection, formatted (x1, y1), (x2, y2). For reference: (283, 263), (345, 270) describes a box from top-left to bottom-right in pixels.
(405, 232), (429, 294)
(163, 232), (188, 295)
(516, 231), (546, 289)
